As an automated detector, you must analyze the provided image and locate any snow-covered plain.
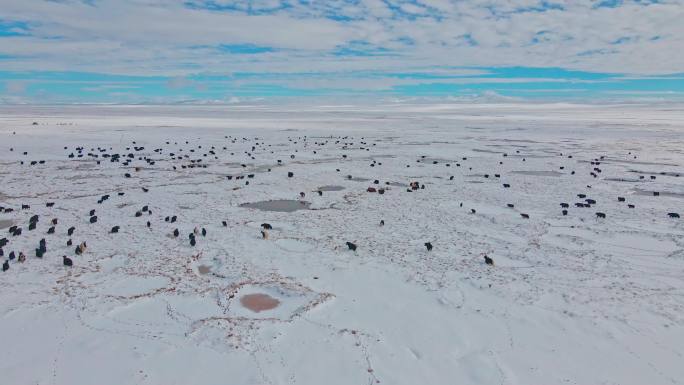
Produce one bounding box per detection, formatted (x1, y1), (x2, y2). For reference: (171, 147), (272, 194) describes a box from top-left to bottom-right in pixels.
(1, 103), (684, 385)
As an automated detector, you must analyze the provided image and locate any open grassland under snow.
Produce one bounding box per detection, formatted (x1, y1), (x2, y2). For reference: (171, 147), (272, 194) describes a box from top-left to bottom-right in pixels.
(1, 103), (684, 385)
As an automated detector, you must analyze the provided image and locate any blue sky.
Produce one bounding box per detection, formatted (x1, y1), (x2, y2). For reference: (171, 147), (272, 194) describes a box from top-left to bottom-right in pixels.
(1, 0), (683, 103)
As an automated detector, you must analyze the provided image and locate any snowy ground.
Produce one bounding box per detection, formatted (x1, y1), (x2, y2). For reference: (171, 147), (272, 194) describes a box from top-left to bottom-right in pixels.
(1, 103), (684, 385)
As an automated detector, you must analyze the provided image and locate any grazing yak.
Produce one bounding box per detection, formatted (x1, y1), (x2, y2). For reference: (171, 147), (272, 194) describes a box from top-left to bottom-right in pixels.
(75, 243), (84, 255)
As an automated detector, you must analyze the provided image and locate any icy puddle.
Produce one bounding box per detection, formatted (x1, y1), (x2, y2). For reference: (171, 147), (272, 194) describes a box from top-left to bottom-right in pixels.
(0, 219), (13, 229)
(629, 170), (682, 177)
(511, 170), (563, 177)
(318, 185), (345, 191)
(197, 265), (211, 275)
(605, 177), (641, 182)
(240, 293), (280, 313)
(240, 200), (311, 212)
(230, 283), (326, 320)
(633, 189), (684, 198)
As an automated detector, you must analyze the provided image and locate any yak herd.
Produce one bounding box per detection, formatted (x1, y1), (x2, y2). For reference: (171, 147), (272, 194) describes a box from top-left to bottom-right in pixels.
(1, 132), (682, 275)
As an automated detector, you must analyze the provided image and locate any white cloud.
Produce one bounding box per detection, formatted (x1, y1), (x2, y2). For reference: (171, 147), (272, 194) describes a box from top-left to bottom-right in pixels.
(0, 0), (681, 78)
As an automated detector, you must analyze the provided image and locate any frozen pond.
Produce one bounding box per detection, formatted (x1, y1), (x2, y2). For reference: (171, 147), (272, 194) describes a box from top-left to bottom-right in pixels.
(511, 170), (563, 177)
(633, 188), (684, 199)
(317, 185), (345, 191)
(239, 200), (311, 212)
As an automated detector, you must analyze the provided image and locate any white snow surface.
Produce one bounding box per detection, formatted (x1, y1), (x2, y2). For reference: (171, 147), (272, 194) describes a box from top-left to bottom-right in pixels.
(1, 103), (684, 385)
